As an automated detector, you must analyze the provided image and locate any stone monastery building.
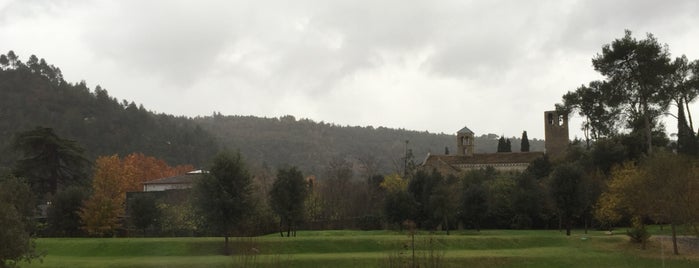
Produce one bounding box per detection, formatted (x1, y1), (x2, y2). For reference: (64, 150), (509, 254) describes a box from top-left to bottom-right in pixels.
(421, 110), (568, 175)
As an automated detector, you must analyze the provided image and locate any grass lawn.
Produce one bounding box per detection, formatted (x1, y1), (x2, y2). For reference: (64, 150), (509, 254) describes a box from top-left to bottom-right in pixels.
(23, 229), (699, 268)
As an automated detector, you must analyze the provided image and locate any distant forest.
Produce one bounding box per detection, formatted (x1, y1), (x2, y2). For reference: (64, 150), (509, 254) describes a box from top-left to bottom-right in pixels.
(0, 52), (543, 176)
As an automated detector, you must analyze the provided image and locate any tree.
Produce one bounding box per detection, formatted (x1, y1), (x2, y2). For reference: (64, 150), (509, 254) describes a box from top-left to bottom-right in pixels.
(428, 173), (459, 235)
(668, 56), (699, 155)
(591, 30), (674, 154)
(193, 151), (253, 255)
(497, 136), (507, 152)
(380, 173), (417, 228)
(47, 186), (89, 236)
(383, 191), (418, 229)
(459, 182), (487, 231)
(121, 152), (194, 192)
(594, 161), (654, 249)
(78, 153), (191, 237)
(79, 155), (127, 236)
(559, 80), (621, 147)
(270, 166), (309, 237)
(128, 193), (159, 236)
(0, 54), (8, 69)
(0, 175), (41, 267)
(6, 50), (19, 68)
(640, 151), (696, 254)
(158, 195), (198, 237)
(12, 127), (89, 197)
(520, 131), (530, 152)
(548, 163), (583, 236)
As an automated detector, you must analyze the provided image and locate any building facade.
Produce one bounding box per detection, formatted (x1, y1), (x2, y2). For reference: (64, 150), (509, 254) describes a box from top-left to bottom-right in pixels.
(421, 110), (568, 175)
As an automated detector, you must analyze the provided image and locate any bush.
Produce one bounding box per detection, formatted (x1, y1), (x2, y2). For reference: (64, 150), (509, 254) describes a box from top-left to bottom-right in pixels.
(626, 217), (650, 249)
(357, 215), (382, 230)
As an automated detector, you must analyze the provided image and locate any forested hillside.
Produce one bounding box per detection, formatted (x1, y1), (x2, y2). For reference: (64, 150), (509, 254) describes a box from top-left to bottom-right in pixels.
(0, 51), (543, 175)
(195, 115), (545, 175)
(0, 52), (219, 167)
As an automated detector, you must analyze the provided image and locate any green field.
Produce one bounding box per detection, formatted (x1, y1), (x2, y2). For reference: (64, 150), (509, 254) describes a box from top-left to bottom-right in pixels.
(23, 229), (699, 268)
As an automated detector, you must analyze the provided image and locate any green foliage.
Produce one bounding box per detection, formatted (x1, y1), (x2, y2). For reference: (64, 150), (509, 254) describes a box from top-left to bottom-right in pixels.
(127, 193), (159, 236)
(459, 181), (487, 231)
(12, 127), (89, 197)
(520, 131), (530, 152)
(427, 174), (459, 234)
(676, 98), (698, 155)
(270, 166), (309, 237)
(626, 217), (651, 248)
(383, 190), (418, 227)
(593, 30), (674, 152)
(0, 175), (42, 267)
(47, 186), (89, 237)
(560, 30), (680, 154)
(0, 52), (219, 168)
(496, 136), (512, 152)
(195, 115), (545, 176)
(561, 80), (621, 143)
(193, 151), (253, 253)
(548, 163), (584, 236)
(157, 200), (198, 237)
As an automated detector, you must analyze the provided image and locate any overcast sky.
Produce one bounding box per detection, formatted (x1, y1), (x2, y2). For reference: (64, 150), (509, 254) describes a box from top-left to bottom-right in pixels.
(2, 0), (698, 139)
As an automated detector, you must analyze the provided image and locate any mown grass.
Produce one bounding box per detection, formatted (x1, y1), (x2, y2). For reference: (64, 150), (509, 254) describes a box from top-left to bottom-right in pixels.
(23, 229), (699, 268)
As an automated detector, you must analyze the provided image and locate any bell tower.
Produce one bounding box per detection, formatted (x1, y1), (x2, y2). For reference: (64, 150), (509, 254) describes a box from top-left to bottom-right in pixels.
(544, 110), (569, 160)
(457, 126), (474, 156)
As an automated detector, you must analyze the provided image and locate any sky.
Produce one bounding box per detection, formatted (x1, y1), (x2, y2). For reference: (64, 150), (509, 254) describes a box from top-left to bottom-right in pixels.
(1, 0), (699, 139)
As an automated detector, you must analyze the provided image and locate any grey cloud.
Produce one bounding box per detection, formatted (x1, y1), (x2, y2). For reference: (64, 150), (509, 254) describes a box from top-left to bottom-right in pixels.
(83, 1), (245, 89)
(553, 0), (699, 53)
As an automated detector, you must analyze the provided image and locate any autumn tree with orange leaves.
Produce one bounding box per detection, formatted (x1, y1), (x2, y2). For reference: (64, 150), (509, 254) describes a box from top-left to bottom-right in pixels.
(79, 153), (193, 236)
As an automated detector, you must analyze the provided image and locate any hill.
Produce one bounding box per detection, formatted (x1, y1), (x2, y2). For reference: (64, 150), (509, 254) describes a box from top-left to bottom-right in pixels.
(0, 51), (543, 176)
(194, 115), (544, 176)
(0, 52), (219, 167)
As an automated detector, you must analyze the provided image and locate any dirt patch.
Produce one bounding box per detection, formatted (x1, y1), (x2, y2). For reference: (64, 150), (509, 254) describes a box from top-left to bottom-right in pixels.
(653, 235), (699, 258)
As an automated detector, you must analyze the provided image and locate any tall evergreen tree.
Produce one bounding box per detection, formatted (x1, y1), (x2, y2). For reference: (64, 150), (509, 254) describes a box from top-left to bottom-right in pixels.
(520, 131), (530, 152)
(497, 136), (506, 152)
(12, 127), (89, 197)
(592, 30), (674, 154)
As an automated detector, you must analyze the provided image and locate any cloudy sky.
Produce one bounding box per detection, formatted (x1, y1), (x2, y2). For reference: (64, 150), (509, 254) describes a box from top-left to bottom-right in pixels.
(1, 0), (698, 139)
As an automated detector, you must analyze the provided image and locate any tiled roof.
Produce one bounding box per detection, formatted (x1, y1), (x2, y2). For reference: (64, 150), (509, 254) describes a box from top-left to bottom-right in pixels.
(424, 152), (544, 166)
(142, 174), (202, 185)
(457, 126), (474, 134)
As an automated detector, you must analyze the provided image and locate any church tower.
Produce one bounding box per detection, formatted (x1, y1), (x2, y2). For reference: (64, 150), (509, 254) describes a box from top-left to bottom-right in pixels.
(544, 110), (569, 160)
(457, 126), (474, 156)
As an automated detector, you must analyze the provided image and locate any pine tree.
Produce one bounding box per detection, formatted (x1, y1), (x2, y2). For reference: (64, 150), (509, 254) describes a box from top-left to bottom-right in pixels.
(521, 131), (530, 152)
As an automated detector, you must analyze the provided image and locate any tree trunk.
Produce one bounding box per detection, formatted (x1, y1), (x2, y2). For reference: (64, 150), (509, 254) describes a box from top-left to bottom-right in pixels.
(644, 111), (653, 154)
(565, 219), (571, 236)
(685, 97), (694, 131)
(444, 216), (450, 236)
(279, 220), (284, 237)
(558, 214), (562, 232)
(584, 217), (588, 234)
(671, 223), (679, 255)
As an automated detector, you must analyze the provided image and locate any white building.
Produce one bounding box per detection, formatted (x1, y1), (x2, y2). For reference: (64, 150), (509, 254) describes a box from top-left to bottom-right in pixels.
(142, 170), (205, 192)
